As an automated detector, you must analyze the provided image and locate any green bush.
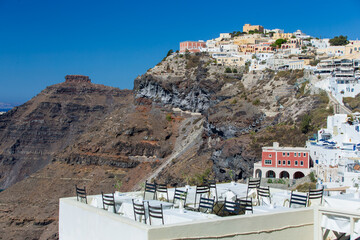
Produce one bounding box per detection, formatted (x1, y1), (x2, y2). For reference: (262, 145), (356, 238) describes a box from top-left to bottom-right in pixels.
(166, 49), (173, 57)
(225, 67), (232, 73)
(166, 113), (172, 122)
(309, 172), (316, 183)
(300, 114), (312, 134)
(233, 69), (238, 73)
(267, 179), (273, 183)
(329, 35), (349, 46)
(295, 182), (316, 192)
(253, 99), (260, 105)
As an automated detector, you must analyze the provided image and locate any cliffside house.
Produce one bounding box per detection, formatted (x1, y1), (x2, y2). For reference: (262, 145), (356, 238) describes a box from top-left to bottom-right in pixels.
(253, 142), (312, 179)
(179, 41), (206, 53)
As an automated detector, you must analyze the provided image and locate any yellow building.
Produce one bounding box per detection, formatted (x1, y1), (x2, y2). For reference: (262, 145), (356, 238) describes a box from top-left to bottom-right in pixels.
(234, 34), (268, 45)
(243, 24), (264, 33)
(272, 32), (294, 40)
(345, 40), (360, 55)
(216, 56), (244, 67)
(316, 46), (346, 56)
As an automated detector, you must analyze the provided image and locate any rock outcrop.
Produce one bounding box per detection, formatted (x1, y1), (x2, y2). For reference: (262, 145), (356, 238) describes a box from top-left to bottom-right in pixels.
(65, 75), (91, 83)
(0, 77), (132, 189)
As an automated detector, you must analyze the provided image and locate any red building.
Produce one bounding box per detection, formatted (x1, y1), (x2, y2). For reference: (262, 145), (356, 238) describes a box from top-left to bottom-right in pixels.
(253, 142), (312, 179)
(179, 41), (206, 53)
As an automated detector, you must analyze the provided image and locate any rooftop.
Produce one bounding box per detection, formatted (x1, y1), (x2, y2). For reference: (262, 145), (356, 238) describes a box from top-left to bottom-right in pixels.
(59, 182), (360, 239)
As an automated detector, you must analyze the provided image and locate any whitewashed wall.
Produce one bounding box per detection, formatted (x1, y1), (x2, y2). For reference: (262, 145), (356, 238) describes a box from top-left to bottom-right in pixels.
(60, 197), (314, 240)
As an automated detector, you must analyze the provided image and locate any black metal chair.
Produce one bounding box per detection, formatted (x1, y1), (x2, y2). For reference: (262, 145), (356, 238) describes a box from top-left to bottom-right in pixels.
(257, 186), (271, 206)
(237, 198), (253, 214)
(75, 185), (87, 204)
(221, 198), (241, 216)
(289, 191), (308, 208)
(144, 180), (156, 200)
(308, 187), (324, 206)
(192, 185), (210, 209)
(101, 192), (116, 213)
(155, 183), (169, 202)
(173, 188), (188, 207)
(198, 196), (216, 213)
(246, 178), (261, 197)
(132, 199), (147, 224)
(147, 202), (164, 225)
(206, 180), (218, 201)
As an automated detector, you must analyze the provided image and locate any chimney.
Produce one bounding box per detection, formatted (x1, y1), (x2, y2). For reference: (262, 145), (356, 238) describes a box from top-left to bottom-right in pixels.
(273, 142), (279, 148)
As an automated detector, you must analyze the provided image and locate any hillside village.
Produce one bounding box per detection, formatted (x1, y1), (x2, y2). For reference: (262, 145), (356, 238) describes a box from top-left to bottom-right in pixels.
(179, 24), (360, 194)
(180, 23), (359, 71)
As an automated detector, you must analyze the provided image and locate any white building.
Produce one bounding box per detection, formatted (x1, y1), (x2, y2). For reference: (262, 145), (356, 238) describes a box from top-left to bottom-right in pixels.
(215, 33), (231, 42)
(220, 44), (239, 53)
(315, 59), (360, 104)
(307, 114), (360, 182)
(288, 59), (305, 70)
(206, 39), (217, 48)
(264, 28), (284, 34)
(293, 30), (311, 39)
(281, 48), (302, 56)
(255, 53), (274, 62)
(310, 39), (330, 49)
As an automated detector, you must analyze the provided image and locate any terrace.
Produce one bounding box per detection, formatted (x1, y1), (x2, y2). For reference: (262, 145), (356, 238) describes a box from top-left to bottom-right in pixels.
(59, 181), (360, 239)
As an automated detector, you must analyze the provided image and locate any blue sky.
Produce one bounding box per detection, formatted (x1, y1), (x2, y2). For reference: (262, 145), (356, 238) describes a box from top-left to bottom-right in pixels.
(0, 0), (359, 104)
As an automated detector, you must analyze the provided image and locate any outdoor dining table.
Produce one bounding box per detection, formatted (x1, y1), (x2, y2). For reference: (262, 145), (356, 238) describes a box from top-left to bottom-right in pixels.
(119, 199), (174, 219)
(151, 208), (220, 225)
(321, 193), (360, 237)
(216, 183), (249, 200)
(166, 183), (251, 205)
(252, 205), (290, 215)
(89, 192), (143, 213)
(324, 193), (360, 211)
(262, 190), (291, 207)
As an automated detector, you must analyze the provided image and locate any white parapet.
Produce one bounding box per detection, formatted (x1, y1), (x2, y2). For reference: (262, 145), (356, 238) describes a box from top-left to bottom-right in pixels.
(60, 196), (314, 240)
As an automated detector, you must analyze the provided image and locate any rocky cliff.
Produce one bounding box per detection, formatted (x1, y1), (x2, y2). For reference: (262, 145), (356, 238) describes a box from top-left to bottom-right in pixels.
(134, 52), (331, 182)
(0, 76), (134, 189)
(0, 54), (333, 239)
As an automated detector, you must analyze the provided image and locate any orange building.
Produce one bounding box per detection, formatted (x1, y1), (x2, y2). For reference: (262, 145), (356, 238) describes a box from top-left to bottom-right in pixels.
(253, 142), (313, 179)
(179, 41), (206, 53)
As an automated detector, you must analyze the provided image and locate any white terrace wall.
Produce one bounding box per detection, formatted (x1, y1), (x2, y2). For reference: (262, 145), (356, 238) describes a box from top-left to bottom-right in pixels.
(60, 197), (314, 240)
(59, 197), (150, 240)
(148, 208), (314, 240)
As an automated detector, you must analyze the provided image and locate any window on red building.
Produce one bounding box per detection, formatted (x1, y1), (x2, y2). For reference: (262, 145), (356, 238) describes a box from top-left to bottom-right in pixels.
(283, 160), (286, 165)
(287, 160), (291, 165)
(287, 152), (290, 156)
(269, 154), (272, 158)
(300, 161), (304, 166)
(265, 160), (272, 165)
(294, 152), (297, 157)
(303, 153), (306, 157)
(278, 160), (281, 165)
(282, 152), (285, 156)
(295, 161), (298, 166)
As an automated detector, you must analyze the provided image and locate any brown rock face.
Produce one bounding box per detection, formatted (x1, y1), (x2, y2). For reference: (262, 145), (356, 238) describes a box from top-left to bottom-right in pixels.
(0, 79), (131, 189)
(65, 75), (91, 83)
